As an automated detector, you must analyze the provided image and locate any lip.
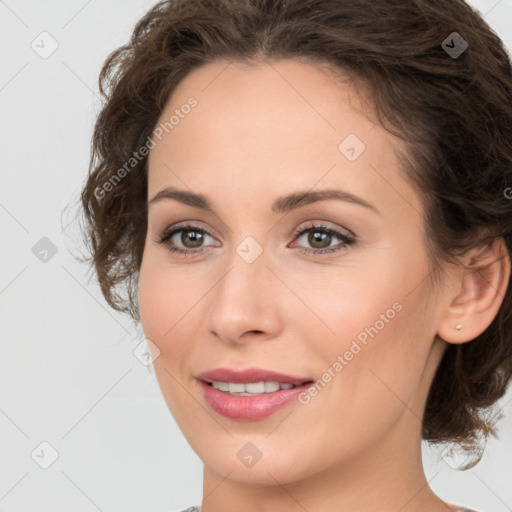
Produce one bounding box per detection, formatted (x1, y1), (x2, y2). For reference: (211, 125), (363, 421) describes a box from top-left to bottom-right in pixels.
(196, 367), (314, 421)
(198, 381), (314, 420)
(196, 367), (313, 386)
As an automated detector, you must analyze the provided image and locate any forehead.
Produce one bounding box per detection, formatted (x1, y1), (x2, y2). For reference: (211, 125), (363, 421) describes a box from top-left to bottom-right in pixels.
(147, 58), (422, 219)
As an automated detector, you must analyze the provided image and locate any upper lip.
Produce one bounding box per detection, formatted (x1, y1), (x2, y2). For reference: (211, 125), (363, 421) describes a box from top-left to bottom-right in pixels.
(196, 367), (313, 386)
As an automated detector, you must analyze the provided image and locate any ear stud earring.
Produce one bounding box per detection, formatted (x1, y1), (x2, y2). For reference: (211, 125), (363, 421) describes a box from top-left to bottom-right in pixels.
(455, 324), (462, 330)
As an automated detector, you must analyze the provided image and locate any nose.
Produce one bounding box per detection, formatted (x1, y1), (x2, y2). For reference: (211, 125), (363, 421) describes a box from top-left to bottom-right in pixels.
(205, 248), (282, 346)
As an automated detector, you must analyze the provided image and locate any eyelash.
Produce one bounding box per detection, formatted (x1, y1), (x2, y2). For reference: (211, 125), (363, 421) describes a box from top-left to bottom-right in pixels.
(154, 222), (356, 257)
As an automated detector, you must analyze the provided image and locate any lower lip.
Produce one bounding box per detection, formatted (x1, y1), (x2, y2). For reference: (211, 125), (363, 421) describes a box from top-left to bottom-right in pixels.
(198, 380), (313, 420)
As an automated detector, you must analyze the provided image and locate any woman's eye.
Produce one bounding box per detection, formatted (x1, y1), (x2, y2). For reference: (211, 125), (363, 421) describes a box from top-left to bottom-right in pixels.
(155, 224), (216, 255)
(292, 223), (356, 254)
(154, 222), (356, 256)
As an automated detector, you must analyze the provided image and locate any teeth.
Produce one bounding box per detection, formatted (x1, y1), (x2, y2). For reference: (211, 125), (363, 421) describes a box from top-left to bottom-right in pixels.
(264, 381), (280, 393)
(210, 380), (297, 395)
(229, 382), (245, 393)
(246, 382), (265, 393)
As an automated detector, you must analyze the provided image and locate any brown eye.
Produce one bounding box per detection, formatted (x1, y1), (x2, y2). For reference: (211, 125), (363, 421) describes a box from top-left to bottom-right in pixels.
(178, 229), (205, 248)
(292, 223), (356, 255)
(156, 224), (216, 255)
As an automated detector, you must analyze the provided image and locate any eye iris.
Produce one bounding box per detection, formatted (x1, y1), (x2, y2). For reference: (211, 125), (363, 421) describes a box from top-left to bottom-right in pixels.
(308, 231), (330, 249)
(182, 230), (204, 248)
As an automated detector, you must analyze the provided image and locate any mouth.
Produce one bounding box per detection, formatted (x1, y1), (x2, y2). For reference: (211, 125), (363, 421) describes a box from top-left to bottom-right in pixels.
(202, 380), (311, 396)
(195, 367), (315, 420)
(196, 367), (313, 391)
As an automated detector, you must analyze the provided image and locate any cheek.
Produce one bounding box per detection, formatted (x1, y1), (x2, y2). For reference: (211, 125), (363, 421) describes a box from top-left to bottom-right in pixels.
(137, 256), (200, 423)
(138, 246), (192, 338)
(301, 248), (434, 402)
(137, 254), (192, 378)
(292, 259), (407, 353)
(137, 249), (220, 399)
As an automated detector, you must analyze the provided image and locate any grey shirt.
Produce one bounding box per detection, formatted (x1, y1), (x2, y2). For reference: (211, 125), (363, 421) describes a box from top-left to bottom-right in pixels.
(179, 506), (480, 512)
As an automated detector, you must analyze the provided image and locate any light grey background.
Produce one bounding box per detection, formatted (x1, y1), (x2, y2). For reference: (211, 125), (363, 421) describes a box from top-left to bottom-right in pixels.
(0, 1), (511, 511)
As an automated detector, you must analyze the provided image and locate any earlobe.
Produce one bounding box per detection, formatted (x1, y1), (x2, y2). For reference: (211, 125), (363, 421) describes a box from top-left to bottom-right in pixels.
(437, 238), (511, 345)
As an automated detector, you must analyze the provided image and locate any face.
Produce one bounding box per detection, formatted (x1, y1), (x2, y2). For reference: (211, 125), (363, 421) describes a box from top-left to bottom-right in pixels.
(138, 58), (449, 485)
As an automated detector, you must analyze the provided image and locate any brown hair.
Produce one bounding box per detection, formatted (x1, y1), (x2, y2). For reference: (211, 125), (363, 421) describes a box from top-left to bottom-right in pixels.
(72, 0), (512, 467)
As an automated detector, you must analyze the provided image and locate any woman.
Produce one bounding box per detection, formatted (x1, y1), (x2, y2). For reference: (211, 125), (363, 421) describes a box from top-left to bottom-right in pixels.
(77, 0), (512, 510)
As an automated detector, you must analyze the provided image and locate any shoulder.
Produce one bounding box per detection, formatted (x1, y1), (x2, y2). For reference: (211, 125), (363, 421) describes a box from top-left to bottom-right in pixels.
(177, 507), (200, 512)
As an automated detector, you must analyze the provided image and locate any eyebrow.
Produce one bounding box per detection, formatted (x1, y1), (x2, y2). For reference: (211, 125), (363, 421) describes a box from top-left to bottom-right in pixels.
(148, 187), (379, 215)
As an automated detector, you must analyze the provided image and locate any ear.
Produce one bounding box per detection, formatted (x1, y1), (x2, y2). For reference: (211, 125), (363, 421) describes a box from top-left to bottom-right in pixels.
(437, 238), (511, 344)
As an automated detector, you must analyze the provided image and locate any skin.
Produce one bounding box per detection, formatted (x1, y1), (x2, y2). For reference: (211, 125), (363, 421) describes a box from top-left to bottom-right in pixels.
(137, 58), (510, 512)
